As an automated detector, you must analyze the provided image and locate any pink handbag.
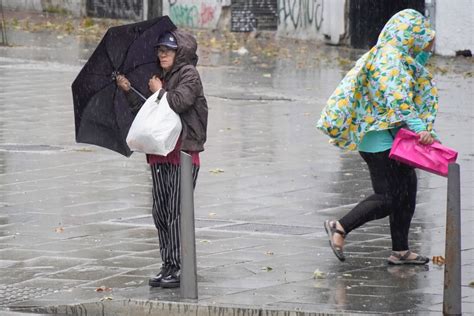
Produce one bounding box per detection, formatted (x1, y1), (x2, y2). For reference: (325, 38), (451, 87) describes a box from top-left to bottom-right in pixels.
(389, 128), (458, 177)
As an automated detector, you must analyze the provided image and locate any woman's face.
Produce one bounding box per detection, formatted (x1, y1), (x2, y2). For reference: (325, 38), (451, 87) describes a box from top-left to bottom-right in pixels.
(157, 46), (176, 71)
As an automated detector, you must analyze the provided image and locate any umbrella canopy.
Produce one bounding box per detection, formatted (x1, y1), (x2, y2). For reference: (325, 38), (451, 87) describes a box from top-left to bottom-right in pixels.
(72, 16), (176, 157)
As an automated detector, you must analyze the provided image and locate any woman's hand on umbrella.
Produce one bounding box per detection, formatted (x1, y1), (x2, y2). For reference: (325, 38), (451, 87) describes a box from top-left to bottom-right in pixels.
(418, 131), (434, 145)
(116, 75), (131, 92)
(149, 76), (162, 93)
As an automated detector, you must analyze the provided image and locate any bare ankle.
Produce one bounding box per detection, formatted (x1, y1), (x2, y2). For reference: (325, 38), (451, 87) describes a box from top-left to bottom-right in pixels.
(335, 221), (345, 233)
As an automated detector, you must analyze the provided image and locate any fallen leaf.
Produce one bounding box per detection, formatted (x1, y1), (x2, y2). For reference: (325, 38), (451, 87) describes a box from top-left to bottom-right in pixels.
(265, 251), (274, 255)
(469, 281), (474, 288)
(209, 168), (224, 174)
(54, 227), (64, 233)
(432, 255), (445, 265)
(261, 266), (273, 272)
(313, 269), (325, 279)
(95, 286), (112, 292)
(100, 296), (113, 301)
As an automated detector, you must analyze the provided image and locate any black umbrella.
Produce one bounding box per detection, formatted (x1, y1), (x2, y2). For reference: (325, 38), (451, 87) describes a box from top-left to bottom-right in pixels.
(72, 16), (176, 157)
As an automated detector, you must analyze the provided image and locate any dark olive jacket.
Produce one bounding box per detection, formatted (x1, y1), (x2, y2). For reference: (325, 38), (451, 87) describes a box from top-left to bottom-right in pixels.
(127, 30), (208, 152)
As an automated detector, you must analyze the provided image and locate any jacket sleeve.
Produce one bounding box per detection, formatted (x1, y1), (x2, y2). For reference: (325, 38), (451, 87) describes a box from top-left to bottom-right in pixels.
(166, 66), (202, 114)
(125, 90), (144, 114)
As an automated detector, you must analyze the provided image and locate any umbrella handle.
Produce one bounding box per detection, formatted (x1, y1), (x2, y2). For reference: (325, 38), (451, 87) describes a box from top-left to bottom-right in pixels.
(111, 71), (146, 102)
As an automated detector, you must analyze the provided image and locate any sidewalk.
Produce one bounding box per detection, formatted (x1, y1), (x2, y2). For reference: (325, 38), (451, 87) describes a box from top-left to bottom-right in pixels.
(0, 11), (473, 316)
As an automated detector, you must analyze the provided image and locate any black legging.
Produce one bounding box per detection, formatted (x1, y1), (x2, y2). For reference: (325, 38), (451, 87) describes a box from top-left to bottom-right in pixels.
(339, 150), (417, 251)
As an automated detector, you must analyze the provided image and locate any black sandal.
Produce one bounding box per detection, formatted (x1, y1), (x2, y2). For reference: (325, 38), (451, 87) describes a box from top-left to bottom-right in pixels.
(324, 220), (346, 262)
(387, 250), (429, 265)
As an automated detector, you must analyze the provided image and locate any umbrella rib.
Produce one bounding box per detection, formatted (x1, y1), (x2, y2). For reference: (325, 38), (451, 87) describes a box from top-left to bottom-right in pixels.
(122, 61), (157, 75)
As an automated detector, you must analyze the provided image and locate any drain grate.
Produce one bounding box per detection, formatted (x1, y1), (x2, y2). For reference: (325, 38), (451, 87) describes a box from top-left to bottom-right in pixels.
(0, 285), (58, 307)
(0, 144), (62, 152)
(211, 223), (315, 235)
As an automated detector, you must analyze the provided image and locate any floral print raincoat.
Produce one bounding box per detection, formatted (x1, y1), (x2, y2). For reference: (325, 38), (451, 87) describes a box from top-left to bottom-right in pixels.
(317, 9), (438, 151)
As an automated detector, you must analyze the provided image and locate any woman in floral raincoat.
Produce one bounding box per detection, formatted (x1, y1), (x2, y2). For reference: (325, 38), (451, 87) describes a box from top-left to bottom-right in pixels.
(317, 9), (437, 264)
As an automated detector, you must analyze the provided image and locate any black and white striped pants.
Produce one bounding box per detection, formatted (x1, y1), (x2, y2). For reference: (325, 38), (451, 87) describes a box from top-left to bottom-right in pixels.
(150, 163), (199, 269)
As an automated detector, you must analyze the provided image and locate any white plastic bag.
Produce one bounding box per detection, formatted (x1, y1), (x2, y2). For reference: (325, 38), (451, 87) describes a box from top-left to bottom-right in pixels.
(126, 90), (182, 155)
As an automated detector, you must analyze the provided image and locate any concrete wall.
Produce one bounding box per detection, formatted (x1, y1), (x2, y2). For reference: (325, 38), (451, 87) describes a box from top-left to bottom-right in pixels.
(163, 0), (229, 29)
(1, 0), (43, 11)
(434, 0), (474, 56)
(1, 0), (84, 16)
(277, 0), (346, 44)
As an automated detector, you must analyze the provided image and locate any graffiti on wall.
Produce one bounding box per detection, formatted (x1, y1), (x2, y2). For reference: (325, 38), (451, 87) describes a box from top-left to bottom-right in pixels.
(278, 0), (324, 32)
(166, 0), (222, 28)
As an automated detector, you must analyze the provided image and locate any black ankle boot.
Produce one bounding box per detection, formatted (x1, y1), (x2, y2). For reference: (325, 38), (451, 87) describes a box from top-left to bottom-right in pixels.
(148, 264), (171, 287)
(160, 266), (180, 288)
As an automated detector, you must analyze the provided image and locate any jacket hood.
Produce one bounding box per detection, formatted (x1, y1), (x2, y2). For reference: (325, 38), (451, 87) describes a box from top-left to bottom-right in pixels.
(172, 30), (198, 68)
(377, 9), (435, 58)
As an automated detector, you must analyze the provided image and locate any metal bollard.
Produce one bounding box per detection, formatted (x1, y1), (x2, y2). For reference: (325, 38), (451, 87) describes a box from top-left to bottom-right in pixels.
(443, 163), (461, 315)
(180, 151), (198, 299)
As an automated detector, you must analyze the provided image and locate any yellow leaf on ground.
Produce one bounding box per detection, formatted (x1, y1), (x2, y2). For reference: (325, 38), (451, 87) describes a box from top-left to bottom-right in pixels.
(100, 296), (113, 301)
(209, 168), (224, 174)
(432, 255), (445, 265)
(313, 269), (325, 279)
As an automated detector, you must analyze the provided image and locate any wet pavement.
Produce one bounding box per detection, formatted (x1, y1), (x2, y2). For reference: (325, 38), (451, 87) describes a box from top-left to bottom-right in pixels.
(0, 12), (473, 316)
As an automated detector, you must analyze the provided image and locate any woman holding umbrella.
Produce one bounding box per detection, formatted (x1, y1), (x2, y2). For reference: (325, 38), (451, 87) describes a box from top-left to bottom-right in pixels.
(317, 9), (437, 265)
(116, 30), (208, 288)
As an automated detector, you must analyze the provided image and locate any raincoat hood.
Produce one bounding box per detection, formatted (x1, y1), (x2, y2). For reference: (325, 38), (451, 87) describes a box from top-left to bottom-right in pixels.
(317, 9), (438, 151)
(377, 9), (435, 57)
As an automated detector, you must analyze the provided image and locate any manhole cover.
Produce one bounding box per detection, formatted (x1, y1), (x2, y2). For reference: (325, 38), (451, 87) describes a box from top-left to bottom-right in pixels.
(0, 144), (62, 152)
(0, 285), (58, 307)
(213, 223), (315, 235)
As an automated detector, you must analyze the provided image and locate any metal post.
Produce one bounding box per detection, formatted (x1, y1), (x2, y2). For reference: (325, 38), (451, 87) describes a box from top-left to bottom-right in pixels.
(443, 163), (461, 315)
(180, 151), (198, 299)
